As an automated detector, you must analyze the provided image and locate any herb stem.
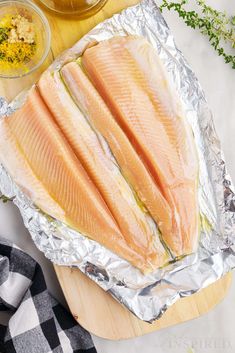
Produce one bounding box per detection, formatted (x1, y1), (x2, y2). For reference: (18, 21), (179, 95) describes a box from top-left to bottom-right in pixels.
(160, 0), (235, 69)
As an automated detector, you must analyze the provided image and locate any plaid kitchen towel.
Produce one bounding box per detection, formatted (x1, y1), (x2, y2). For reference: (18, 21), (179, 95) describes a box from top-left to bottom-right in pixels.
(0, 236), (97, 353)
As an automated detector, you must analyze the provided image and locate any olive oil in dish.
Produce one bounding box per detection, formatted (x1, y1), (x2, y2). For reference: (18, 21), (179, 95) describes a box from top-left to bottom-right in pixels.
(39, 0), (108, 17)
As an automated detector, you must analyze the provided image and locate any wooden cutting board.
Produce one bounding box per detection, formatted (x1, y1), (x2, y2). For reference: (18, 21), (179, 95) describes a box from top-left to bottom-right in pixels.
(0, 0), (232, 341)
(55, 266), (232, 340)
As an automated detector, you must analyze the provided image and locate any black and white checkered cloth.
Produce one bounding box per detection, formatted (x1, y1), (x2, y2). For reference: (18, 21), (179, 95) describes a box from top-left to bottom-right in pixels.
(0, 236), (97, 353)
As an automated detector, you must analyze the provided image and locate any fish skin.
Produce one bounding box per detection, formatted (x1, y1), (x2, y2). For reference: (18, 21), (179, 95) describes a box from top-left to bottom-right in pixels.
(82, 35), (199, 256)
(0, 86), (154, 272)
(38, 70), (169, 269)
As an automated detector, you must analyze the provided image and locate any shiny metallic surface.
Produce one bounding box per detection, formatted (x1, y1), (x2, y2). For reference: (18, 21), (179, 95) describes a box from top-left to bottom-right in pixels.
(0, 0), (235, 322)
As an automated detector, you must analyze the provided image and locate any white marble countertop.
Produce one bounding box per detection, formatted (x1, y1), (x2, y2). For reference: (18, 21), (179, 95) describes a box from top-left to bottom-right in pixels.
(0, 1), (235, 352)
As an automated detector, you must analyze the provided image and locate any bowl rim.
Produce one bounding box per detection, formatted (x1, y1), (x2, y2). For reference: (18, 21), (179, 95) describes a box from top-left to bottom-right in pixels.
(0, 0), (51, 79)
(38, 0), (108, 16)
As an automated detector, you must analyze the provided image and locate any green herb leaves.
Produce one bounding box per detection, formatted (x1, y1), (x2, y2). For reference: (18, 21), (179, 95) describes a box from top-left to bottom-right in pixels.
(0, 27), (9, 44)
(160, 0), (235, 69)
(0, 194), (11, 203)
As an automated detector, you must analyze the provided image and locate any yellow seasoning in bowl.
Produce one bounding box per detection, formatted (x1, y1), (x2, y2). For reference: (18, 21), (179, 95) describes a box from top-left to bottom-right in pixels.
(0, 14), (36, 72)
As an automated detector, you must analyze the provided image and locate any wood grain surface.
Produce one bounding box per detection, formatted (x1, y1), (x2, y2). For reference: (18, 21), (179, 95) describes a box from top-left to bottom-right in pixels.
(55, 266), (232, 340)
(0, 0), (232, 341)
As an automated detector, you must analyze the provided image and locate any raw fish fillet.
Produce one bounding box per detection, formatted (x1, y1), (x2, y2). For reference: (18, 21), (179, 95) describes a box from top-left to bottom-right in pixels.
(0, 87), (155, 272)
(38, 71), (169, 269)
(60, 62), (173, 251)
(82, 36), (199, 256)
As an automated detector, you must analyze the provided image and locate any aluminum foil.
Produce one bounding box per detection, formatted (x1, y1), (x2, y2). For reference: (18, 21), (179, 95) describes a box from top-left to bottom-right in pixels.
(0, 0), (235, 322)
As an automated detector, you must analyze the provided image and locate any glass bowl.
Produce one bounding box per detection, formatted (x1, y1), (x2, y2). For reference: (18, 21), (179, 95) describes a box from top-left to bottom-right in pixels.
(0, 0), (51, 78)
(39, 0), (108, 17)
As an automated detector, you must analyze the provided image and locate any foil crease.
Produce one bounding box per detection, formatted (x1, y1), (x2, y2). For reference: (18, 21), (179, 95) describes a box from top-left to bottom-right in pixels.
(0, 0), (235, 322)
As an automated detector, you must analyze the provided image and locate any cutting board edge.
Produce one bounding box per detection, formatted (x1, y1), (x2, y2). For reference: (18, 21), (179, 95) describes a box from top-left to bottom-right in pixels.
(54, 266), (232, 340)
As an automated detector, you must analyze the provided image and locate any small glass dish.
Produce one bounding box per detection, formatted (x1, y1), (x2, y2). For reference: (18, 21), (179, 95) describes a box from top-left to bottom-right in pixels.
(0, 0), (51, 78)
(39, 0), (108, 17)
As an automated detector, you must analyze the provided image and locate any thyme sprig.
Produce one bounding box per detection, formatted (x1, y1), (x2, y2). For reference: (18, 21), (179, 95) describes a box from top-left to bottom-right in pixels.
(0, 195), (12, 203)
(160, 0), (235, 69)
